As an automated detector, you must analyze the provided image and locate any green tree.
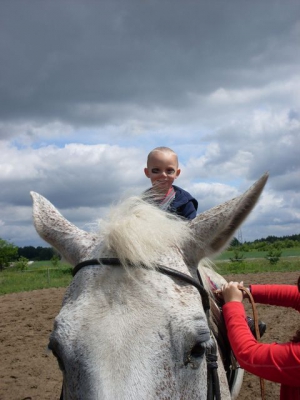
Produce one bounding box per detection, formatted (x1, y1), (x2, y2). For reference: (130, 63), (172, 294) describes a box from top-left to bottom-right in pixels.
(18, 246), (37, 260)
(230, 250), (245, 262)
(51, 254), (60, 267)
(273, 241), (283, 250)
(37, 246), (55, 260)
(283, 239), (296, 248)
(0, 238), (18, 270)
(229, 237), (241, 248)
(239, 243), (250, 252)
(15, 256), (29, 271)
(266, 249), (282, 265)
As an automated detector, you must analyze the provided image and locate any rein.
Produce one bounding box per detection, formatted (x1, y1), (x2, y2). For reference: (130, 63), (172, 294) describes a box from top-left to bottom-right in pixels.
(238, 286), (265, 400)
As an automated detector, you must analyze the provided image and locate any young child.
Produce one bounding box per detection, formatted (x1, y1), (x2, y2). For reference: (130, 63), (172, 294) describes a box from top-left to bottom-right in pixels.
(145, 146), (266, 338)
(144, 147), (198, 220)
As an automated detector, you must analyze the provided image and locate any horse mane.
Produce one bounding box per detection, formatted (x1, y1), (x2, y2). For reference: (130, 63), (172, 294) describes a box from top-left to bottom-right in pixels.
(98, 195), (193, 269)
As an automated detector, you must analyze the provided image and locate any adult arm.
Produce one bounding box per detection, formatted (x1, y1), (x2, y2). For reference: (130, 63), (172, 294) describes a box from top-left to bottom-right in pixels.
(223, 301), (300, 386)
(250, 284), (300, 312)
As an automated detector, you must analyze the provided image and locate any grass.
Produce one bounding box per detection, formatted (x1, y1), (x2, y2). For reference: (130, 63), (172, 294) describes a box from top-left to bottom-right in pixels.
(216, 247), (300, 260)
(0, 261), (72, 295)
(215, 258), (300, 275)
(1, 256), (300, 295)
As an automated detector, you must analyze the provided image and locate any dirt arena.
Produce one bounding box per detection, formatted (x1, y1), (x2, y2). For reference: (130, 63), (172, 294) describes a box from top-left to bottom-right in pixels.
(0, 271), (299, 400)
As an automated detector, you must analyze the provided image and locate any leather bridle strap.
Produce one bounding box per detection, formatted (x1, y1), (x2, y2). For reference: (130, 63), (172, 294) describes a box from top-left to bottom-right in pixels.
(238, 286), (265, 400)
(61, 258), (221, 400)
(74, 259), (212, 312)
(73, 258), (122, 275)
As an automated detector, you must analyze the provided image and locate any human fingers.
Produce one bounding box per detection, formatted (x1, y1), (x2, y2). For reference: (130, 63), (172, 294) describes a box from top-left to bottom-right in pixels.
(221, 281), (244, 303)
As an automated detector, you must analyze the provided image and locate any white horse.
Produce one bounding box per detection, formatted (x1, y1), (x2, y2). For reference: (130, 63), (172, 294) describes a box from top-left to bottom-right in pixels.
(31, 173), (268, 400)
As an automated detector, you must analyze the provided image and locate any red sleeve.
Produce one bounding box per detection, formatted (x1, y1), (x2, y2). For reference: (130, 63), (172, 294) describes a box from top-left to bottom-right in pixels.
(222, 301), (300, 386)
(250, 285), (300, 311)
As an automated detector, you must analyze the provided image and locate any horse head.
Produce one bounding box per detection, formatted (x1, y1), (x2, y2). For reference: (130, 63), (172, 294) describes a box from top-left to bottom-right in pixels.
(31, 173), (268, 400)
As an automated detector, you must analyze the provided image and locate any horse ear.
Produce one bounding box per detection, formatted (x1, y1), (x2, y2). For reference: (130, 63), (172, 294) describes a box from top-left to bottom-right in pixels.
(186, 173), (269, 265)
(31, 192), (99, 266)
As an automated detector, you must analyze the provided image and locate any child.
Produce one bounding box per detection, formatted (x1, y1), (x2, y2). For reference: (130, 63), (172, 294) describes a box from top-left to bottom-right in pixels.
(144, 147), (198, 220)
(145, 146), (266, 339)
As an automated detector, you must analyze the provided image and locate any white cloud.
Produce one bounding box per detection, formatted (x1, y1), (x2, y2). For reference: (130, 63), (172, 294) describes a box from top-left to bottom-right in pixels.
(0, 1), (299, 246)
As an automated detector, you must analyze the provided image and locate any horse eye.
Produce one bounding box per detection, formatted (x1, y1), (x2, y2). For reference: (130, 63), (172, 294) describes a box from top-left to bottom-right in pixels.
(190, 342), (206, 358)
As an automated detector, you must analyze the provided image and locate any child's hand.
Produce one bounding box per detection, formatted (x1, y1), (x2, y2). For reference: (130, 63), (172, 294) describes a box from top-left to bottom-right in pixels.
(219, 281), (244, 303)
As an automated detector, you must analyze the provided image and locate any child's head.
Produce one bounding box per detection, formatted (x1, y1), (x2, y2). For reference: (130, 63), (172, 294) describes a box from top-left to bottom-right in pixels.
(144, 147), (181, 194)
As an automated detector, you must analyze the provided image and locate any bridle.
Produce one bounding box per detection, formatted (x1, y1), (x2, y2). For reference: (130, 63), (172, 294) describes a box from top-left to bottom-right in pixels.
(59, 259), (231, 399)
(59, 258), (232, 400)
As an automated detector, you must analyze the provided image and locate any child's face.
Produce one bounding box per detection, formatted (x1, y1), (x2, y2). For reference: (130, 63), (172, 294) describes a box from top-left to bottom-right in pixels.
(144, 151), (181, 193)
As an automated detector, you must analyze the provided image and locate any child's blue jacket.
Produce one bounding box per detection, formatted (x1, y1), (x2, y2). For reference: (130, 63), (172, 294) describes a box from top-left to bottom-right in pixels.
(170, 185), (198, 220)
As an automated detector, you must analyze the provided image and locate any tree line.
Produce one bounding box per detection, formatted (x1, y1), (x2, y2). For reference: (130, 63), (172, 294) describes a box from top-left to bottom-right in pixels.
(1, 233), (300, 270)
(0, 239), (56, 270)
(18, 246), (55, 260)
(229, 234), (300, 252)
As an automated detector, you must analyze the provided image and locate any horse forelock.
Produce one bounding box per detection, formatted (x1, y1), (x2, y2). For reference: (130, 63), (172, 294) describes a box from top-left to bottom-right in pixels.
(97, 195), (194, 269)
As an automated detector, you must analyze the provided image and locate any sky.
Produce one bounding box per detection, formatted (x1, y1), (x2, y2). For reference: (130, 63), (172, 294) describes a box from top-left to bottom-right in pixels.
(0, 0), (299, 248)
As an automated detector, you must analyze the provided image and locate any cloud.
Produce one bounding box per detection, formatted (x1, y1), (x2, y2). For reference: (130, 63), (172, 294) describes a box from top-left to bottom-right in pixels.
(0, 142), (147, 207)
(0, 1), (299, 246)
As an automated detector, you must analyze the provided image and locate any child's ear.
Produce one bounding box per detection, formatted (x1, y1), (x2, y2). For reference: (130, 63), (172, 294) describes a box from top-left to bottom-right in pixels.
(175, 169), (181, 178)
(144, 168), (150, 178)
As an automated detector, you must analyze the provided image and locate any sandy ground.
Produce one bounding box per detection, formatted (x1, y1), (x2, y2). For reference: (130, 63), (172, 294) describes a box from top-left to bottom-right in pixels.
(0, 271), (299, 400)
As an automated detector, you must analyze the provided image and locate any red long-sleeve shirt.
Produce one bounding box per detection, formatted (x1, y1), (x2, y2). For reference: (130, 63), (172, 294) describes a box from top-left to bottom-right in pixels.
(222, 284), (300, 400)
